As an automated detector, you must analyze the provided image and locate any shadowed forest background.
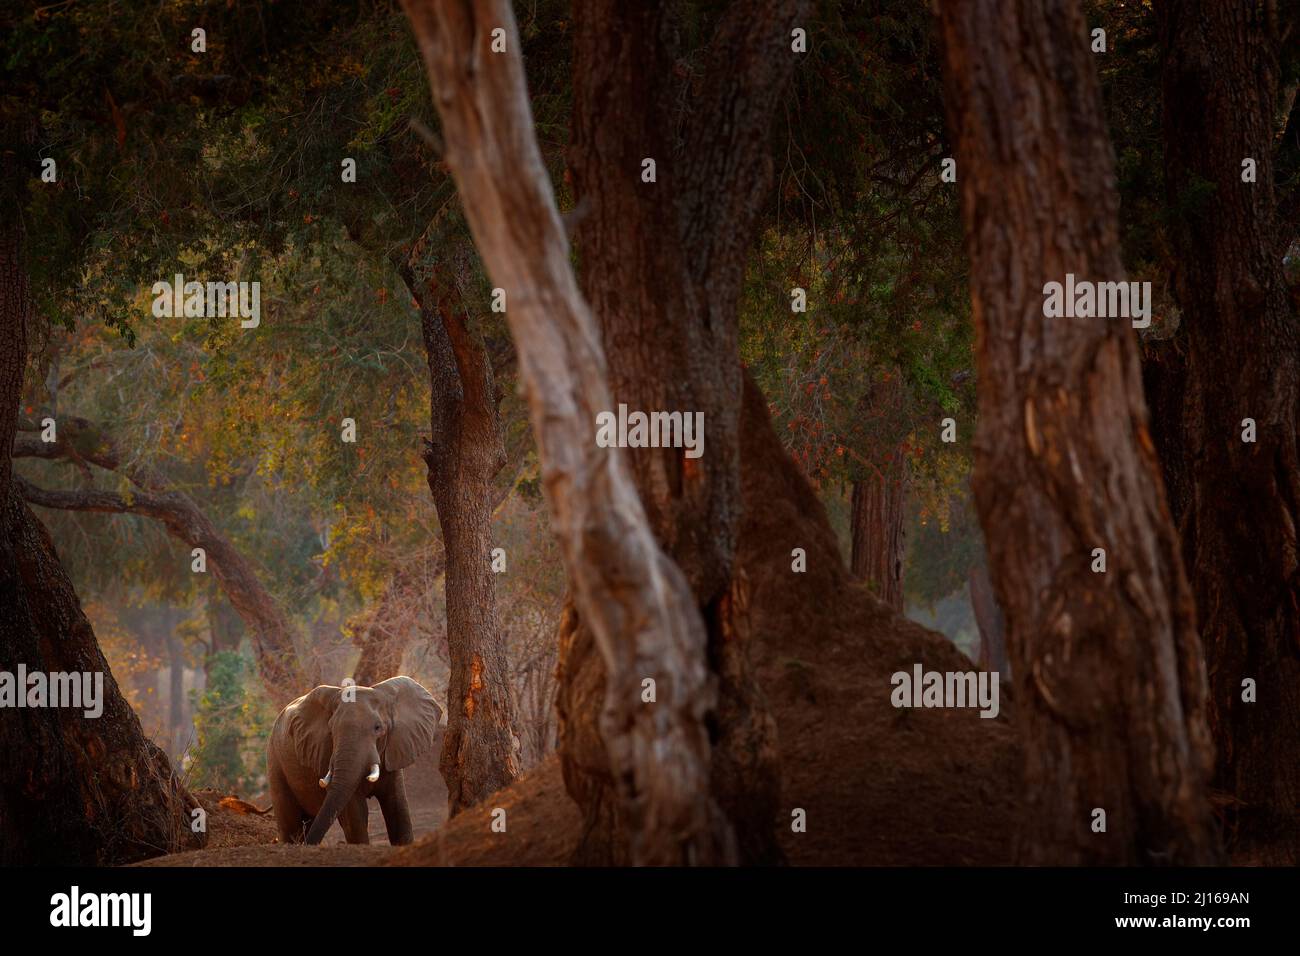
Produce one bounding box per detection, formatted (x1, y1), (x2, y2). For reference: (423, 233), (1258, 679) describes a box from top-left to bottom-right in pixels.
(1, 0), (1297, 868)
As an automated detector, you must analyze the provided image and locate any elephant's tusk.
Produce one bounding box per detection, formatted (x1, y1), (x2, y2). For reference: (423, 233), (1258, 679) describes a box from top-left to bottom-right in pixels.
(318, 770), (332, 789)
(367, 763), (381, 782)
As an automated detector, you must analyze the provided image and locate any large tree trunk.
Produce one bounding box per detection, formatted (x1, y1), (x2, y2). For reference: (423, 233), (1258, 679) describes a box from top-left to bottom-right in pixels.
(555, 0), (806, 866)
(936, 0), (1221, 864)
(0, 158), (201, 864)
(1158, 0), (1300, 862)
(398, 245), (521, 816)
(400, 0), (733, 864)
(13, 429), (307, 703)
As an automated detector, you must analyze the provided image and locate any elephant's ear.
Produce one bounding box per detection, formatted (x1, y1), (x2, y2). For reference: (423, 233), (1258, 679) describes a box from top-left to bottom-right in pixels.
(374, 676), (442, 771)
(287, 685), (341, 773)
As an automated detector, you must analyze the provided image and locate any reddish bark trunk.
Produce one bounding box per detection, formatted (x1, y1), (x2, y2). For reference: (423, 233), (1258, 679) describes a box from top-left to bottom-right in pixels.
(556, 0), (806, 865)
(849, 472), (907, 610)
(402, 249), (521, 815)
(937, 0), (1221, 864)
(849, 373), (910, 609)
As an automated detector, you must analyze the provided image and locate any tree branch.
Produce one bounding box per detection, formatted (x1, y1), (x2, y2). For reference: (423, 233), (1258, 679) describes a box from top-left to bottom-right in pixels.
(13, 421), (307, 700)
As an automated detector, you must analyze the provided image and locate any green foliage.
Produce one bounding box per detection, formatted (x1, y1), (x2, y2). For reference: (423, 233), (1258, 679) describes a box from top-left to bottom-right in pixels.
(904, 491), (982, 609)
(187, 652), (272, 795)
(741, 0), (974, 528)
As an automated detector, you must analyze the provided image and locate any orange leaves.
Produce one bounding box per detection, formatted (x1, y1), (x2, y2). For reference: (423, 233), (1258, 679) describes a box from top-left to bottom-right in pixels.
(218, 796), (270, 816)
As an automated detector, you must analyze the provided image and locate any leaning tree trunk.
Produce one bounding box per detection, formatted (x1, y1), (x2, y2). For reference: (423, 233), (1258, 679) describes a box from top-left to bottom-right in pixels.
(556, 0), (806, 866)
(1158, 0), (1300, 863)
(936, 0), (1221, 864)
(400, 0), (731, 864)
(0, 157), (202, 864)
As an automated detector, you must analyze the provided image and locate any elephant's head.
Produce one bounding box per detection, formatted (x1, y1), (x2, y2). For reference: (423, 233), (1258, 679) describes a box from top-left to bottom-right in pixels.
(288, 676), (442, 845)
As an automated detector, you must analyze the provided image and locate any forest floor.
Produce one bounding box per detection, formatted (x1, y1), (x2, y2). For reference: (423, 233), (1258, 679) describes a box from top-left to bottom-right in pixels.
(139, 393), (1024, 867)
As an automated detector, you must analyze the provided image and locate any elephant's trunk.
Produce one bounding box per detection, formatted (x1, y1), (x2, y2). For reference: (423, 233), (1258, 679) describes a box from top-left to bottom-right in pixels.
(304, 754), (366, 845)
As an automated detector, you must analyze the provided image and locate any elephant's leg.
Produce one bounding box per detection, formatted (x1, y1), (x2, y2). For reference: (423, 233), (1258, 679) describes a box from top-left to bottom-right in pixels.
(339, 793), (370, 844)
(269, 762), (306, 844)
(377, 770), (414, 845)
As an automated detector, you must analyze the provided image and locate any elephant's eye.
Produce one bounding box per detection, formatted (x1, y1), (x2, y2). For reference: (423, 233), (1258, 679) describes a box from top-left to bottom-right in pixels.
(373, 722), (382, 734)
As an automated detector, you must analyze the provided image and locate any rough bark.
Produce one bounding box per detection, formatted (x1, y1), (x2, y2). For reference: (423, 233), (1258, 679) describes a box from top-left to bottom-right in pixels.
(395, 240), (521, 816)
(555, 0), (806, 865)
(849, 473), (907, 610)
(12, 432), (307, 703)
(849, 373), (910, 608)
(0, 153), (201, 863)
(936, 0), (1221, 864)
(1158, 0), (1300, 862)
(400, 0), (731, 864)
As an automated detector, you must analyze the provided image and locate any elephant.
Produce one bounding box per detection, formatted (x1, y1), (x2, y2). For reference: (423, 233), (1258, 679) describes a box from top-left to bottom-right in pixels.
(266, 676), (442, 846)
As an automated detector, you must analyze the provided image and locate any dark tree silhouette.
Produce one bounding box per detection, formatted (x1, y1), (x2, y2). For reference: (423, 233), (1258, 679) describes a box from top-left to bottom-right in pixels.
(1157, 0), (1300, 863)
